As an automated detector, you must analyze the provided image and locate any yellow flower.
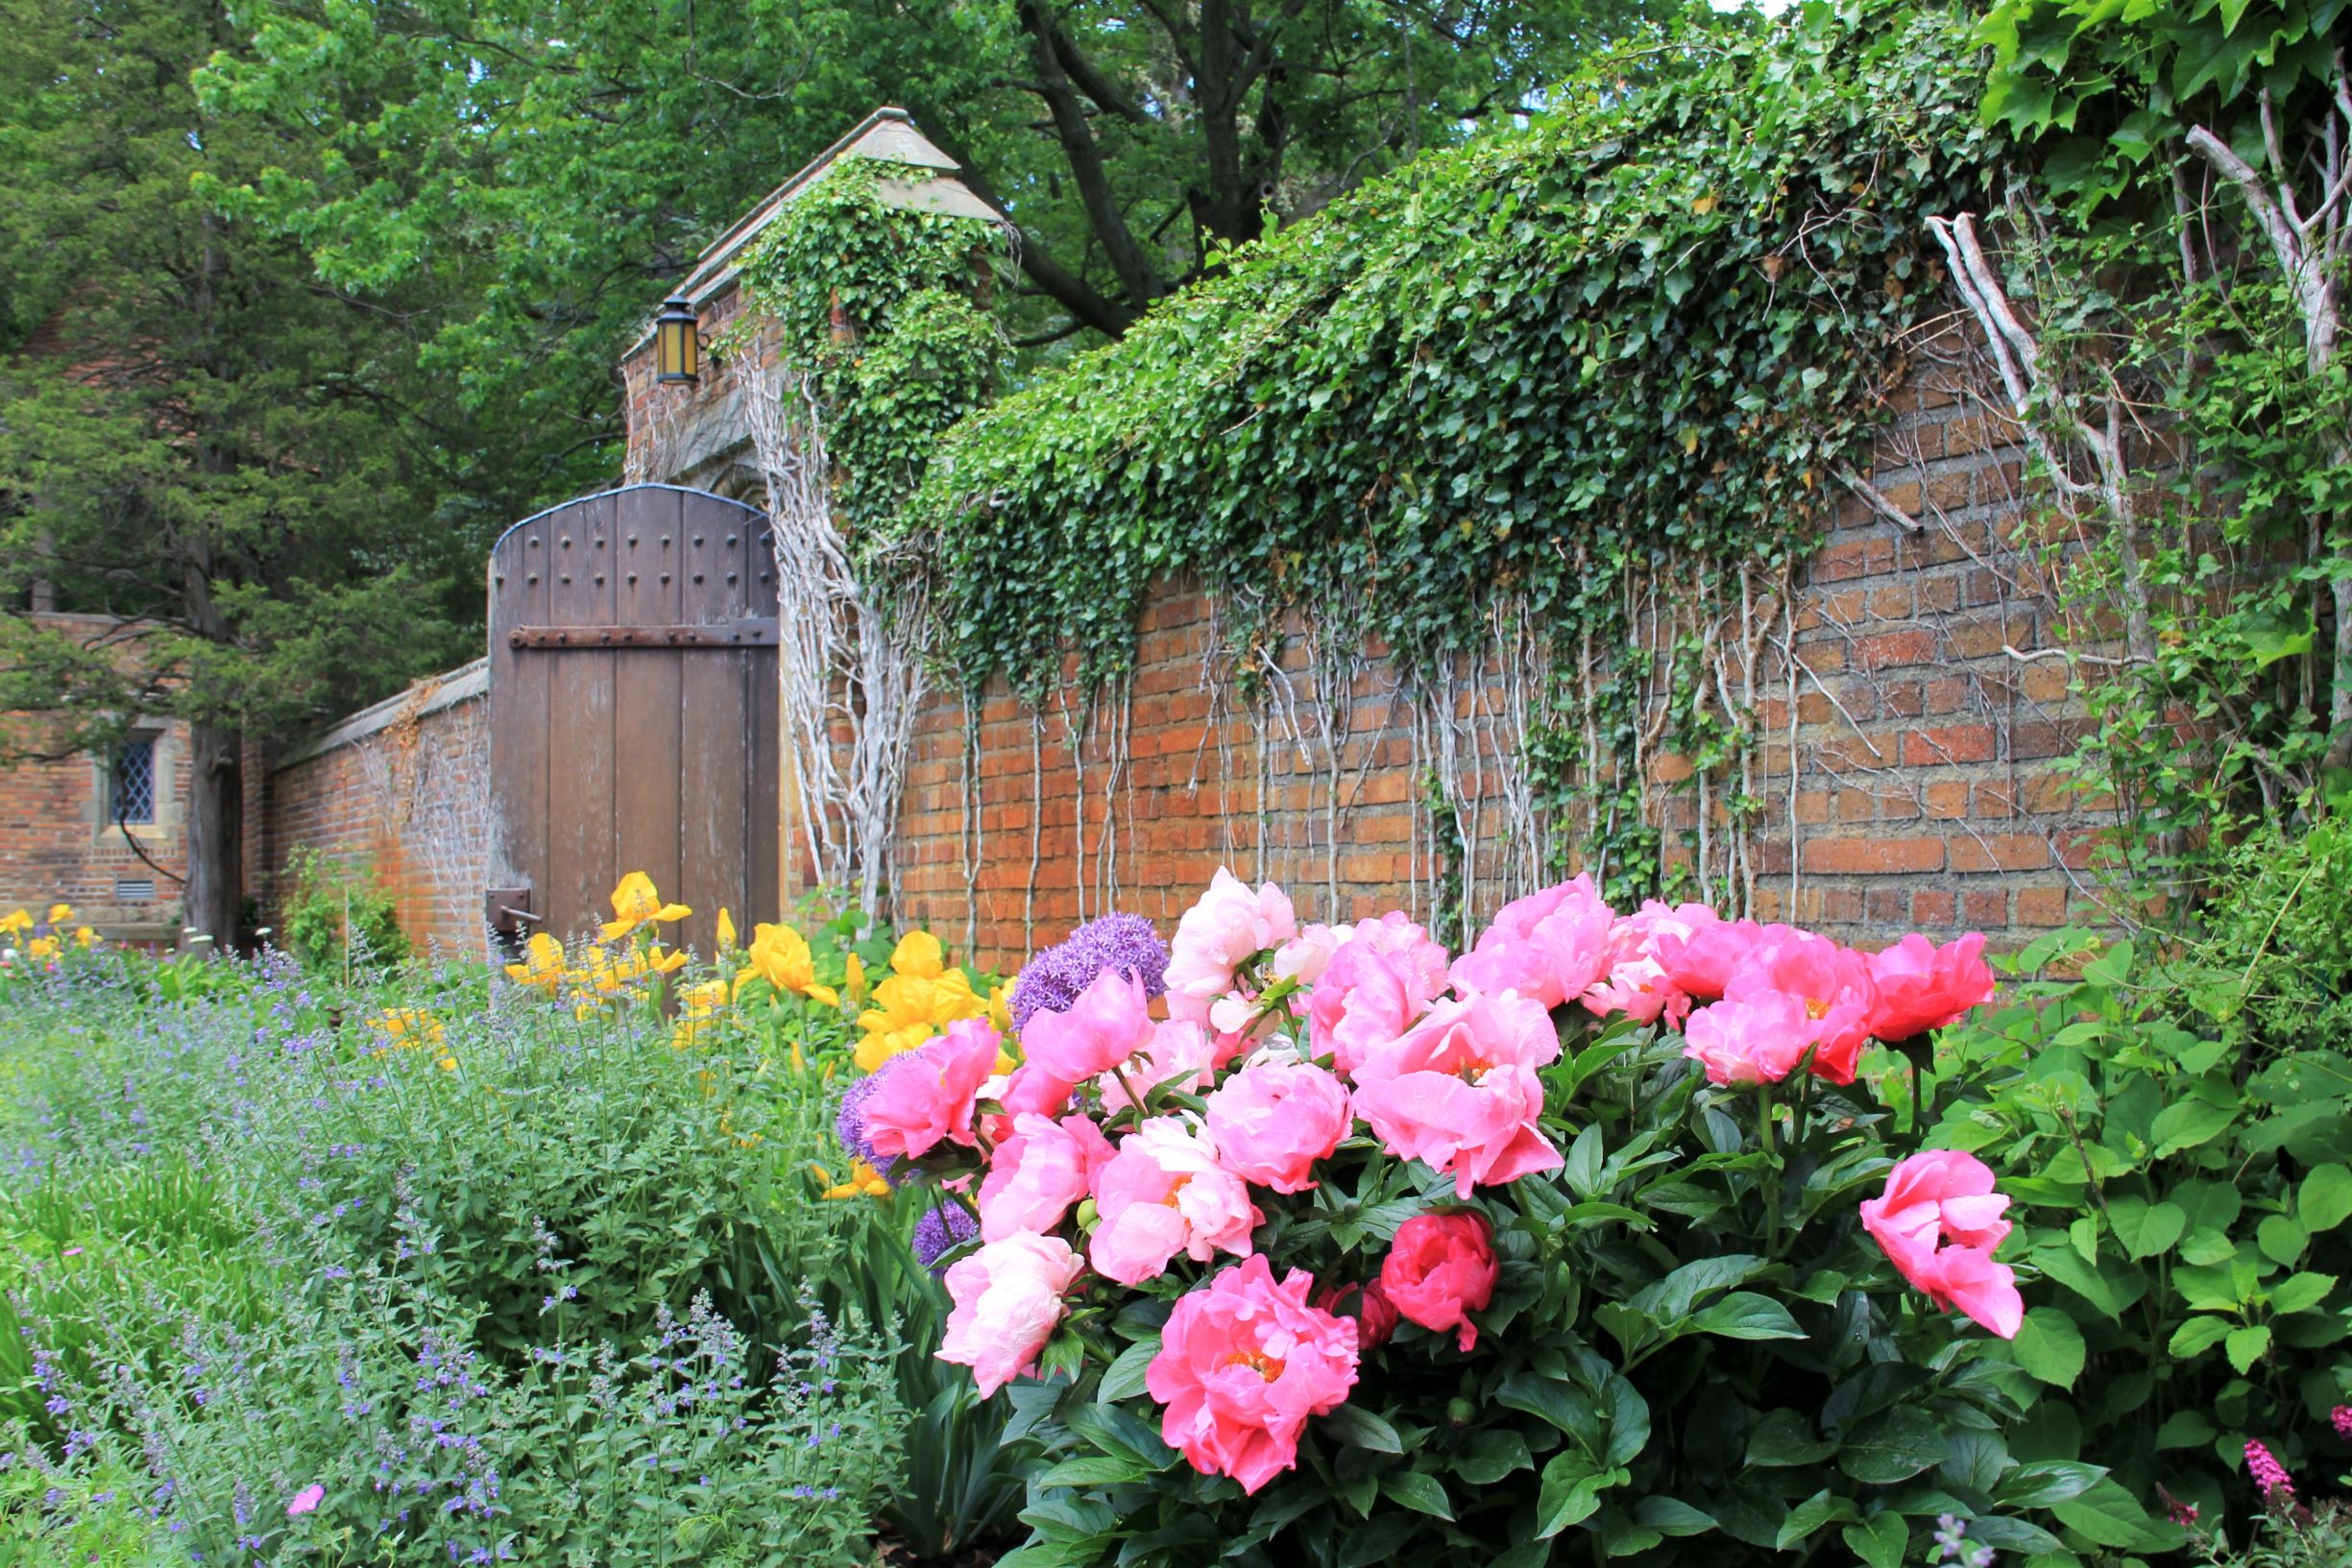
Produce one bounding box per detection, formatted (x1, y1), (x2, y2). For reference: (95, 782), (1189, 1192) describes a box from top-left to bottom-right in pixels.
(890, 930), (947, 980)
(504, 931), (567, 990)
(46, 904), (72, 925)
(73, 927), (97, 948)
(599, 872), (691, 943)
(843, 952), (869, 1004)
(436, 1053), (458, 1073)
(27, 936), (59, 960)
(368, 1008), (447, 1048)
(0, 909), (32, 935)
(812, 1161), (890, 1200)
(735, 922), (837, 1005)
(984, 980), (1014, 1033)
(716, 907), (738, 951)
(853, 968), (985, 1072)
(670, 978), (730, 1049)
(644, 945), (689, 977)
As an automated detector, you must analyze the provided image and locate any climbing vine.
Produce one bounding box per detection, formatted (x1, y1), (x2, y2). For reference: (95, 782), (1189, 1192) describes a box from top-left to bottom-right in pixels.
(877, 2), (2013, 911)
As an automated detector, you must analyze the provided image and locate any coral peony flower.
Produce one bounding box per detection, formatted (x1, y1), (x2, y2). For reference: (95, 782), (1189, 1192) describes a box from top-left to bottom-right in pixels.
(979, 1112), (1116, 1241)
(1860, 1149), (2022, 1339)
(1723, 931), (1879, 1084)
(1866, 932), (1996, 1042)
(1146, 1256), (1360, 1494)
(861, 1018), (1004, 1161)
(1586, 901), (1716, 1025)
(938, 1233), (1085, 1397)
(1449, 876), (1616, 1009)
(1309, 913), (1451, 1077)
(1379, 1211), (1497, 1352)
(1202, 1060), (1352, 1193)
(1312, 1278), (1401, 1350)
(1090, 1118), (1263, 1284)
(1350, 991), (1563, 1198)
(1680, 993), (1816, 1086)
(1165, 869), (1297, 1025)
(1022, 969), (1158, 1087)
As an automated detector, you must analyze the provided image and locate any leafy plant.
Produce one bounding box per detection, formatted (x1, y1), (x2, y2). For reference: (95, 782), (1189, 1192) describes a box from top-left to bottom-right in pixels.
(1932, 929), (2352, 1543)
(279, 846), (409, 974)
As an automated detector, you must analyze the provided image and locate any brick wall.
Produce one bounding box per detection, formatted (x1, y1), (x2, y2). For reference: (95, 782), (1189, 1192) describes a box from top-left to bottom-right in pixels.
(886, 333), (2113, 972)
(255, 661), (493, 958)
(0, 614), (190, 940)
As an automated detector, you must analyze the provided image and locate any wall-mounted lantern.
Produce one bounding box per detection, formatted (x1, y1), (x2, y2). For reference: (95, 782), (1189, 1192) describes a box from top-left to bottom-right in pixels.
(654, 296), (701, 383)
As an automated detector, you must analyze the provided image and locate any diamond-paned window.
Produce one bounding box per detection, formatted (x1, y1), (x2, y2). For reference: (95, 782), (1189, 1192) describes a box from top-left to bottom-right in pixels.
(112, 737), (157, 826)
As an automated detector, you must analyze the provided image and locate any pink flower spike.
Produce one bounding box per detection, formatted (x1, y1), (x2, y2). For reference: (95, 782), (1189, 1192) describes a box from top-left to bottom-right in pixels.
(2246, 1439), (2294, 1502)
(2333, 1405), (2352, 1441)
(286, 1484), (325, 1516)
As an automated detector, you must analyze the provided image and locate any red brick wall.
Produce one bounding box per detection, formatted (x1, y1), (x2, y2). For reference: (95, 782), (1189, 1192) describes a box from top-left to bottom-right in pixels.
(887, 336), (2112, 972)
(255, 663), (492, 958)
(0, 614), (191, 938)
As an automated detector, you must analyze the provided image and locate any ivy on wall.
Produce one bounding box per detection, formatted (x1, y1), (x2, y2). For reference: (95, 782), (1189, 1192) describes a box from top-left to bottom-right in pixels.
(863, 1), (2015, 905)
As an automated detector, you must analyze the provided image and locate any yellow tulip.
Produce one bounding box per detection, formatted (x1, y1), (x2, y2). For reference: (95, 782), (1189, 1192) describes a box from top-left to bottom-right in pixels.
(843, 952), (869, 1004)
(715, 907), (738, 951)
(504, 931), (567, 990)
(890, 930), (947, 980)
(599, 872), (691, 943)
(45, 903), (72, 925)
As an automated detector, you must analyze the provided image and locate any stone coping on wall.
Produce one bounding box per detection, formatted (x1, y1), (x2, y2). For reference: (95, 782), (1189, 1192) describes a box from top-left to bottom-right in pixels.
(271, 659), (489, 771)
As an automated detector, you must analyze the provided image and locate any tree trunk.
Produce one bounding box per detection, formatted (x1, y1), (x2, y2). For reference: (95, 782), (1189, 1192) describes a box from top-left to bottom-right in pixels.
(181, 720), (242, 952)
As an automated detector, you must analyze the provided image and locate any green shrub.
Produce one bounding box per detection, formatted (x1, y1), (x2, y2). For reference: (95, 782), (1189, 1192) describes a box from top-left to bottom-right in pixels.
(1932, 930), (2352, 1543)
(279, 846), (408, 973)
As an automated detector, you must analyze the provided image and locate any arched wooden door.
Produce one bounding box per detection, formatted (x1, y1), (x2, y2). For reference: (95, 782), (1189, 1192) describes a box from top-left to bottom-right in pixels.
(485, 484), (778, 956)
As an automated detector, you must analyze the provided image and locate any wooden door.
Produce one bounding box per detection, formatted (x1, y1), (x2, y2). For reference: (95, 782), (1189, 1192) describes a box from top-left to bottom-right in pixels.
(486, 484), (778, 956)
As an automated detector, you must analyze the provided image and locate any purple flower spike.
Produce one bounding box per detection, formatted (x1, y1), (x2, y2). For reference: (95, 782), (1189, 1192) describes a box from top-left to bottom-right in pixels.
(1009, 912), (1168, 1031)
(834, 1058), (911, 1181)
(910, 1203), (980, 1273)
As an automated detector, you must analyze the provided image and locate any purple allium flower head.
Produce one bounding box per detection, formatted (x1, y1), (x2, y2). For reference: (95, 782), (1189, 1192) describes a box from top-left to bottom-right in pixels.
(1009, 912), (1168, 1031)
(910, 1202), (980, 1273)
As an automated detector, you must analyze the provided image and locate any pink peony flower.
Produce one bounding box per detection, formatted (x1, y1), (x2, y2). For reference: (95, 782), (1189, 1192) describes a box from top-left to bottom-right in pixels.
(939, 1232), (1085, 1397)
(285, 1484), (325, 1516)
(1378, 1211), (1497, 1352)
(1146, 1256), (1360, 1494)
(1585, 901), (1715, 1025)
(1656, 918), (1781, 1002)
(1449, 876), (1617, 1009)
(1866, 932), (1997, 1042)
(1859, 1149), (2022, 1339)
(1165, 869), (1297, 1025)
(1097, 1020), (1222, 1116)
(1090, 1118), (1263, 1284)
(978, 1112), (1117, 1241)
(1202, 1060), (1352, 1193)
(998, 1062), (1075, 1119)
(1350, 991), (1563, 1197)
(1723, 931), (1878, 1084)
(1022, 969), (1157, 1087)
(1681, 992), (1816, 1086)
(1272, 922), (1354, 985)
(1311, 1277), (1401, 1351)
(1309, 915), (1450, 1078)
(862, 1018), (1004, 1160)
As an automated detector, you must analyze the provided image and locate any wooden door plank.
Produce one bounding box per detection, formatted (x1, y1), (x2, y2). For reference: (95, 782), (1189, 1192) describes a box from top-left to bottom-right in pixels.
(745, 517), (782, 937)
(487, 512), (553, 955)
(614, 486), (687, 951)
(546, 494), (618, 943)
(677, 496), (750, 949)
